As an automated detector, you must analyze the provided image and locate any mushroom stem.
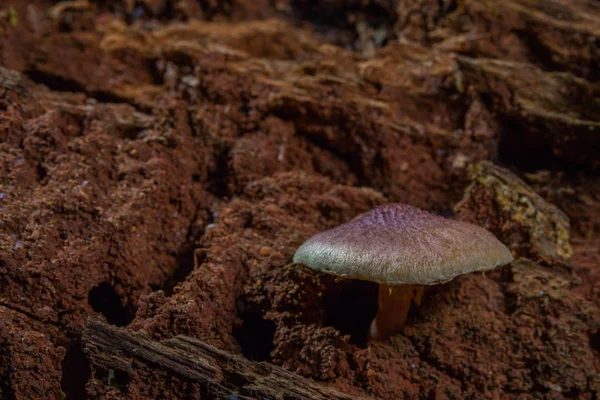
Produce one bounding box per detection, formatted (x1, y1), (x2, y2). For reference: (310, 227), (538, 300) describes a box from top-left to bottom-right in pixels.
(368, 284), (424, 340)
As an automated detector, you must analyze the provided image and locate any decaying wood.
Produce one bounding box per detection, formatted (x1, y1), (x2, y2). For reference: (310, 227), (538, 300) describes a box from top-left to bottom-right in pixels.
(0, 66), (27, 94)
(83, 318), (370, 400)
(455, 161), (573, 261)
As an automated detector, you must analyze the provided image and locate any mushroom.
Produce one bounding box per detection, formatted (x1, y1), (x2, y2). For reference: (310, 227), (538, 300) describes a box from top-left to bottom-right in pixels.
(293, 203), (513, 340)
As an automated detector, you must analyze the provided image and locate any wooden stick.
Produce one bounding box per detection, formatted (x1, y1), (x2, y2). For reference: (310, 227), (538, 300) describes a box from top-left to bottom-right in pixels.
(83, 318), (371, 400)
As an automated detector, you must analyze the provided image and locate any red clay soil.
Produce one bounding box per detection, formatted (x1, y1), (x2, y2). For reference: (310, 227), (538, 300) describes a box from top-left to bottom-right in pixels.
(0, 1), (599, 399)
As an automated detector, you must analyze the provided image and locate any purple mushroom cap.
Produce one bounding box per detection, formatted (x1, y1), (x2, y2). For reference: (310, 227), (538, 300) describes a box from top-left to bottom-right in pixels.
(293, 203), (513, 285)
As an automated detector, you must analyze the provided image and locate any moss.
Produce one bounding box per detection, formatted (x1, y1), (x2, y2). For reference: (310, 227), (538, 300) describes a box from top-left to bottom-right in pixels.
(8, 6), (18, 27)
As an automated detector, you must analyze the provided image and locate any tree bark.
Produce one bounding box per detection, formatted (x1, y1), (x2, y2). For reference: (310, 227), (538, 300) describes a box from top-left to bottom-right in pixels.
(83, 317), (370, 400)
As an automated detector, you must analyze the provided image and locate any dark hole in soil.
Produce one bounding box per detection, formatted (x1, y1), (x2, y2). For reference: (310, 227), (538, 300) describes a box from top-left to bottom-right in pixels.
(61, 340), (91, 400)
(88, 282), (135, 327)
(233, 312), (276, 361)
(589, 330), (600, 353)
(36, 162), (47, 182)
(208, 146), (232, 199)
(158, 244), (197, 296)
(479, 92), (494, 108)
(324, 279), (378, 347)
(498, 118), (554, 172)
(26, 70), (132, 107)
(89, 90), (129, 105)
(498, 117), (595, 173)
(26, 70), (87, 93)
(0, 365), (14, 399)
(291, 0), (392, 31)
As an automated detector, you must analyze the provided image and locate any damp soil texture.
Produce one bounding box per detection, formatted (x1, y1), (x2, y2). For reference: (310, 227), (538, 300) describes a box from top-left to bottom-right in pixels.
(1, 1), (599, 399)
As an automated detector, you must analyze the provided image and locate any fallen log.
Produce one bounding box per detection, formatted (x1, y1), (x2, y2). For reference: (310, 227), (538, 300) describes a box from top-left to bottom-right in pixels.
(83, 317), (370, 400)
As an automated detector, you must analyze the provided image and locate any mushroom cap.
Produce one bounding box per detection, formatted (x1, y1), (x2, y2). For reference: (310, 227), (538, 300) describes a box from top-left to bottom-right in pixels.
(293, 203), (513, 285)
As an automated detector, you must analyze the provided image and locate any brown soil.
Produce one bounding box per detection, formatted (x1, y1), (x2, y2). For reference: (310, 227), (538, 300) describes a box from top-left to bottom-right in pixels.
(0, 0), (598, 399)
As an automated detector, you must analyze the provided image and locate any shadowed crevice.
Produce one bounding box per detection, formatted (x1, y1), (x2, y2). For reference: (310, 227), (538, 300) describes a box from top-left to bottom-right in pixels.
(61, 339), (91, 400)
(323, 278), (378, 348)
(233, 312), (276, 361)
(590, 330), (600, 353)
(88, 282), (136, 327)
